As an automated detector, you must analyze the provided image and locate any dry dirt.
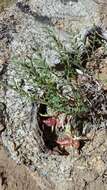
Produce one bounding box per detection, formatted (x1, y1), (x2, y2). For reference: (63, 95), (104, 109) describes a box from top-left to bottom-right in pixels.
(0, 145), (54, 190)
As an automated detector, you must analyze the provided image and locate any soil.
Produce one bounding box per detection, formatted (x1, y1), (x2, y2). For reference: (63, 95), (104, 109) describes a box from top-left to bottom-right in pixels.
(0, 145), (54, 190)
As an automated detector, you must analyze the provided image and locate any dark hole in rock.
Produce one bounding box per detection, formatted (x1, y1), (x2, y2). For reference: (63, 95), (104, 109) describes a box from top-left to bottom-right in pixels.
(37, 104), (86, 155)
(37, 104), (58, 151)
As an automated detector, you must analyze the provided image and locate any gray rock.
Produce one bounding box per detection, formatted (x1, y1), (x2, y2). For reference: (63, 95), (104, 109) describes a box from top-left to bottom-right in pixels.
(0, 1), (107, 189)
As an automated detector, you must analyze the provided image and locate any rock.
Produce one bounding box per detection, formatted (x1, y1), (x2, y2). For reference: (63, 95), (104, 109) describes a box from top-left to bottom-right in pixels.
(0, 1), (107, 190)
(95, 159), (105, 175)
(0, 124), (5, 132)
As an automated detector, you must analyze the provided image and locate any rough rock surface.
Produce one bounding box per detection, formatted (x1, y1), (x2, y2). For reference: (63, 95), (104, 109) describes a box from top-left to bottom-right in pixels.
(0, 0), (107, 190)
(0, 129), (107, 190)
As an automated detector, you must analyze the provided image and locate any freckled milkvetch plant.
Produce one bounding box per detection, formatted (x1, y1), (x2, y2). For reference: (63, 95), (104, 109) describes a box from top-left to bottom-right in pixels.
(1, 26), (106, 153)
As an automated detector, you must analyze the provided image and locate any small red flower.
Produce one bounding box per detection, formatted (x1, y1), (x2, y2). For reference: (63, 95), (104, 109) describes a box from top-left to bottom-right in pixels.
(42, 117), (57, 126)
(56, 137), (80, 149)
